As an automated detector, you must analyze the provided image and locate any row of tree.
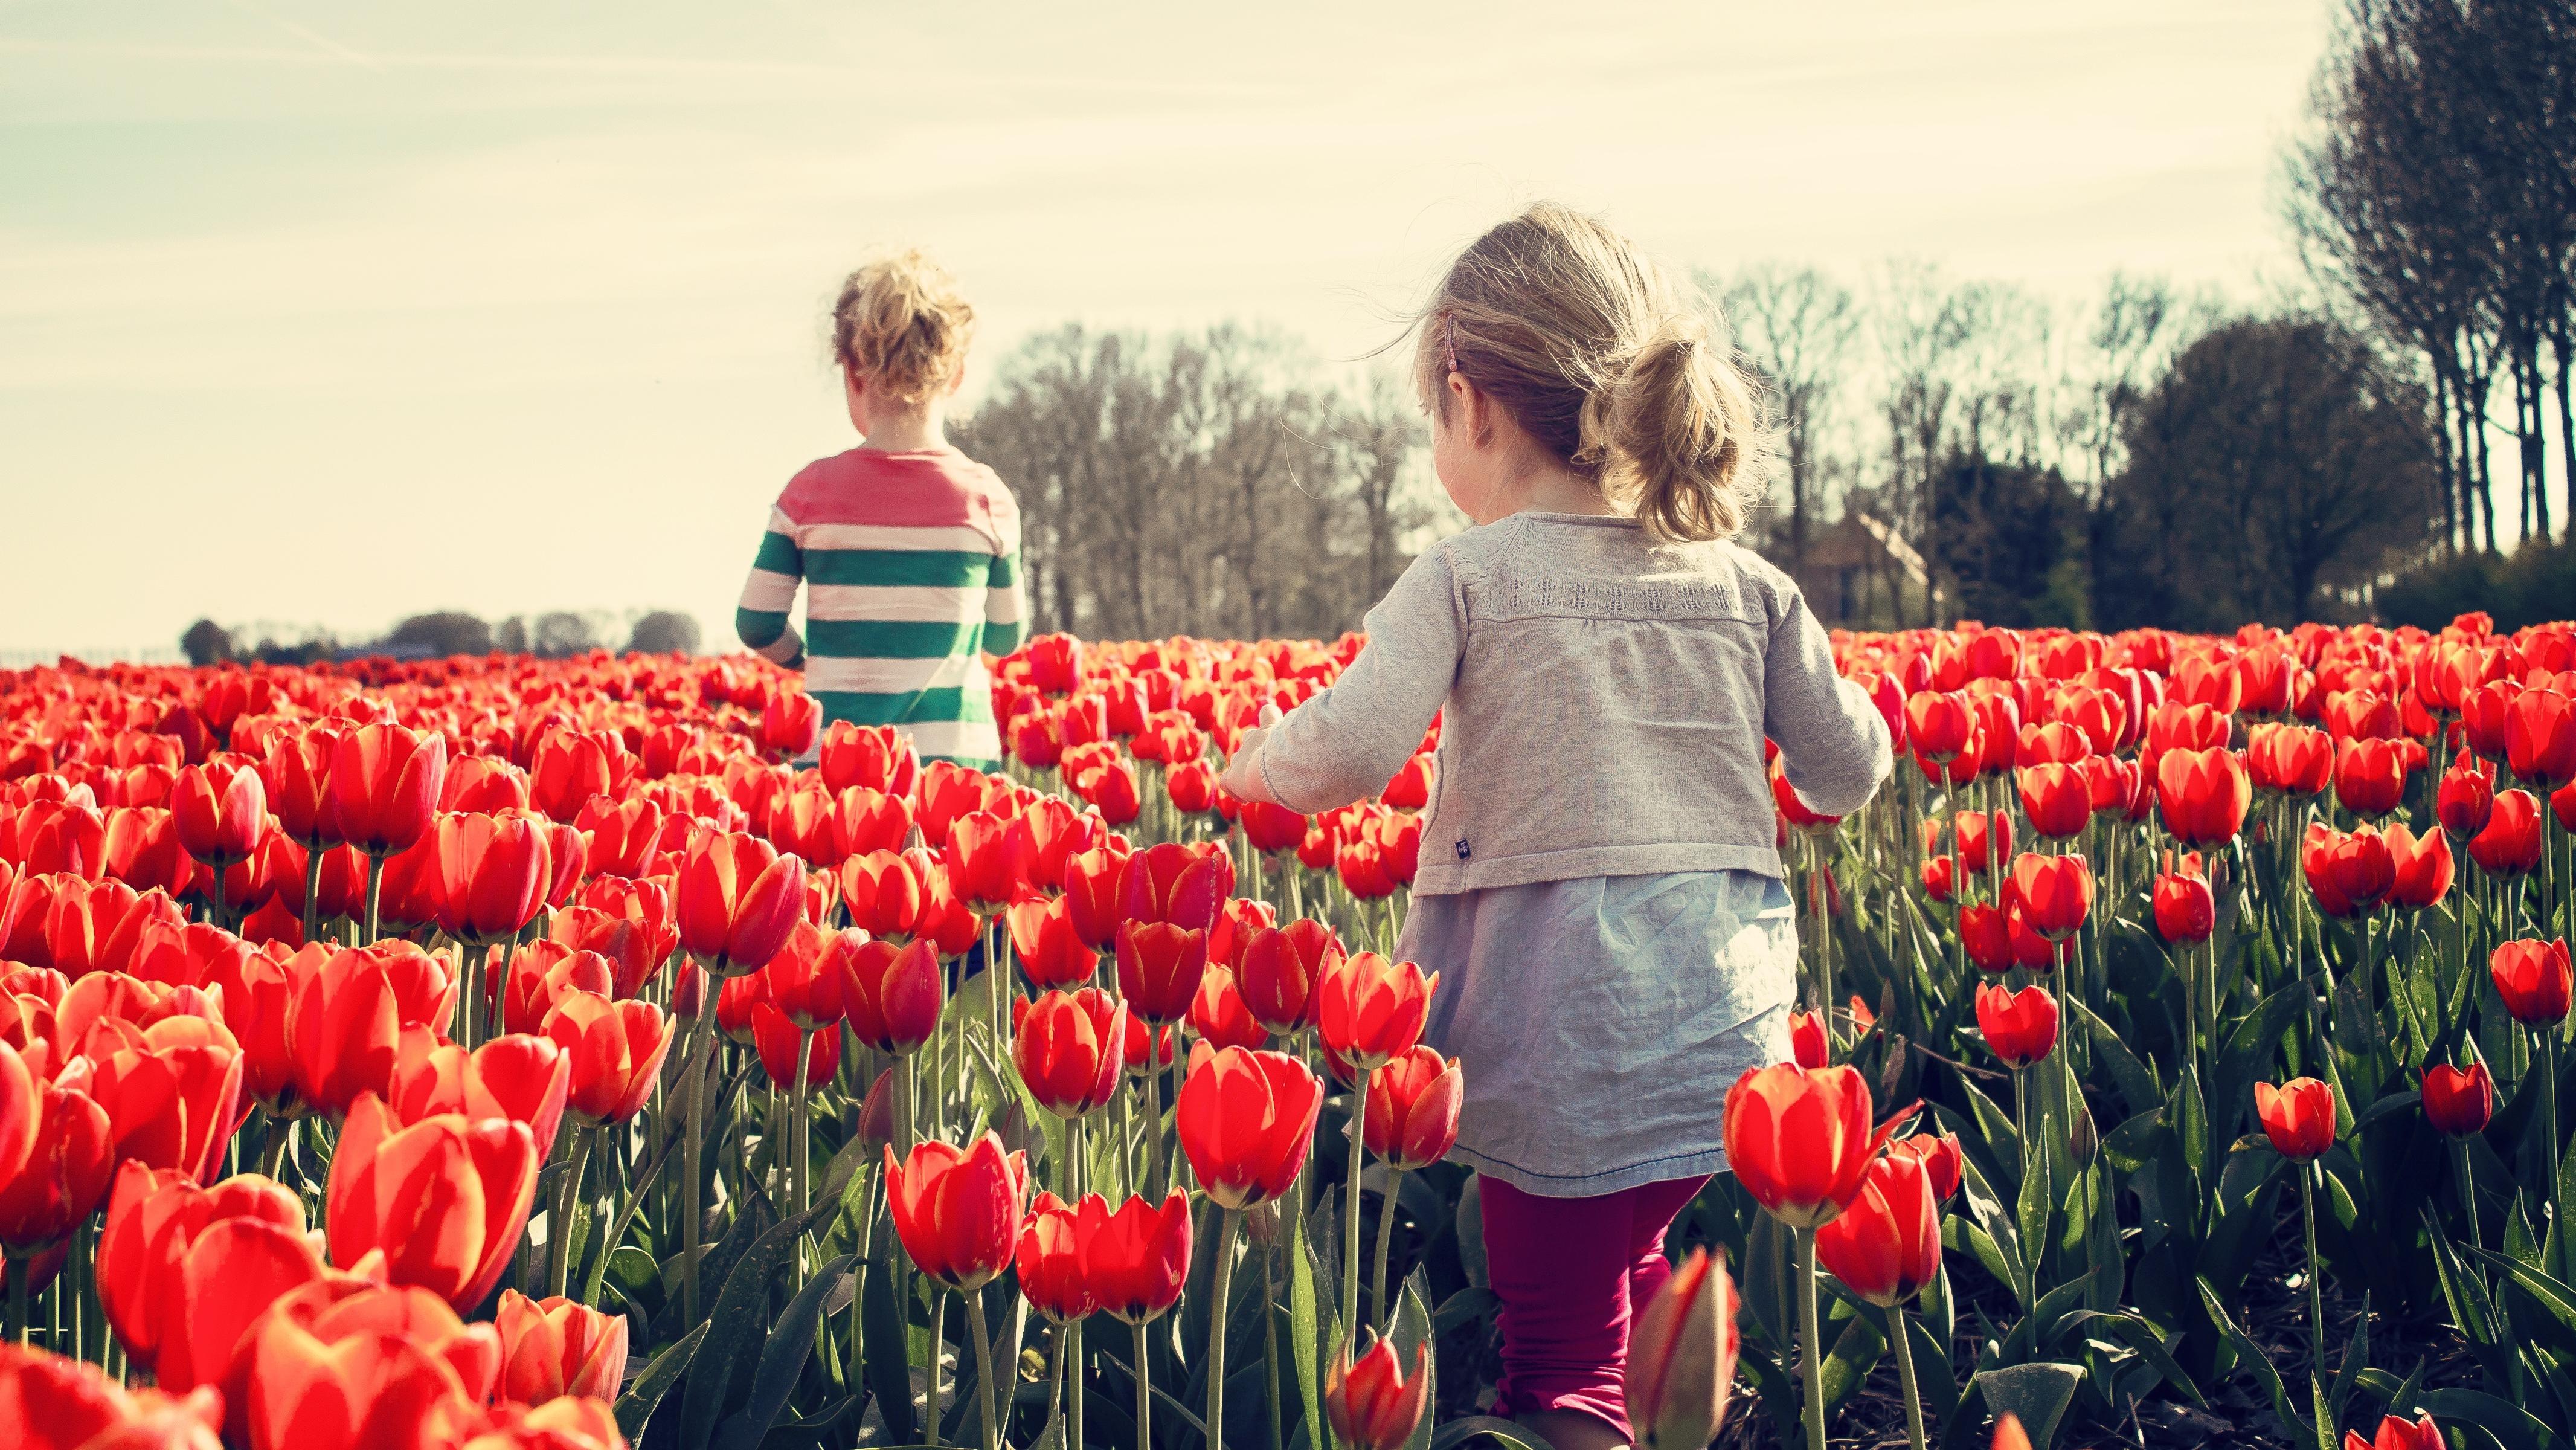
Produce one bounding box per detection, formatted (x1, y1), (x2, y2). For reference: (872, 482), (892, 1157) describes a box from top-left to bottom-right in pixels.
(178, 610), (703, 666)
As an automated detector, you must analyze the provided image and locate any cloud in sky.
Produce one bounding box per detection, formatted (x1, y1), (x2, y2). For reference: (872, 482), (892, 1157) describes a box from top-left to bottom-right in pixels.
(0, 1), (2331, 656)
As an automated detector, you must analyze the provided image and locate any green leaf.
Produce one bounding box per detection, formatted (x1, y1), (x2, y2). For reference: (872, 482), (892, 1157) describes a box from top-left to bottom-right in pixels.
(2462, 1245), (2576, 1338)
(2058, 1310), (2203, 1406)
(1431, 1287), (1499, 1338)
(2324, 1290), (2371, 1433)
(1289, 1204), (1326, 1450)
(2213, 989), (2305, 1144)
(1817, 1309), (1887, 1412)
(1428, 1417), (1552, 1450)
(2071, 998), (2163, 1116)
(864, 1249), (919, 1445)
(714, 1254), (857, 1450)
(1968, 1362), (2083, 1448)
(680, 1196), (835, 1450)
(615, 1321), (708, 1442)
(1389, 1273), (1438, 1450)
(2198, 1277), (2311, 1444)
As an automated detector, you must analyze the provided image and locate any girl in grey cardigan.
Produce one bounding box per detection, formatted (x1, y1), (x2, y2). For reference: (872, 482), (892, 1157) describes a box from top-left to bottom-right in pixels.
(1219, 204), (1891, 1450)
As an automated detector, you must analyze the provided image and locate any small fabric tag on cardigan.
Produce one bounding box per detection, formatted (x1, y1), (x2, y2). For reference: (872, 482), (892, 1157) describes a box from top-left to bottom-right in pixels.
(1454, 838), (1470, 860)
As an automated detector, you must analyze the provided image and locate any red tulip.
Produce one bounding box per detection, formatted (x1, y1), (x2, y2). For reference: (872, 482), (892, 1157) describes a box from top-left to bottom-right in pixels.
(1188, 964), (1268, 1052)
(1959, 903), (2011, 973)
(1237, 919), (1339, 1036)
(1624, 1245), (1737, 1450)
(435, 812), (551, 944)
(1241, 799), (1309, 856)
(96, 1161), (305, 1376)
(171, 762), (265, 867)
(260, 726), (345, 850)
(495, 941), (614, 1039)
(0, 1341), (226, 1450)
(1007, 893), (1097, 991)
(442, 756), (532, 816)
(884, 1133), (1029, 1291)
(85, 1036), (246, 1184)
(1904, 692), (1974, 763)
(2421, 1063), (2493, 1139)
(1013, 989), (1126, 1118)
(1084, 1190), (1193, 1323)
(832, 934), (943, 1055)
(1887, 1132), (1964, 1202)
(493, 1289), (628, 1404)
(2505, 687), (2575, 790)
(2007, 853), (2091, 941)
(2467, 789), (2543, 875)
(1316, 952), (1437, 1072)
(673, 829), (806, 976)
(0, 1040), (34, 1190)
(2385, 824), (2453, 911)
(2255, 1077), (2336, 1161)
(549, 877), (676, 999)
(528, 730), (626, 826)
(2304, 824), (2394, 918)
(1015, 1191), (1099, 1323)
(1361, 1046), (1462, 1171)
(541, 991), (675, 1126)
(1326, 1337), (1431, 1450)
(2332, 737), (2409, 818)
(1952, 811), (2010, 873)
(1115, 921), (1209, 1027)
(2342, 1414), (2441, 1450)
(1176, 1045), (1323, 1211)
(324, 1091), (539, 1310)
(1118, 841), (1232, 932)
(818, 721), (919, 798)
(1974, 984), (2058, 1069)
(2246, 723), (2332, 796)
(1790, 1009), (1828, 1068)
(1720, 1064), (1900, 1229)
(1814, 1150), (1941, 1307)
(2017, 764), (2090, 840)
(0, 1079), (114, 1258)
(2156, 747), (2251, 844)
(234, 1303), (483, 1450)
(388, 1033), (570, 1162)
(322, 725), (448, 856)
(2491, 938), (2572, 1026)
(2436, 750), (2495, 841)
(758, 691), (821, 762)
(752, 1003), (841, 1090)
(2152, 852), (2215, 944)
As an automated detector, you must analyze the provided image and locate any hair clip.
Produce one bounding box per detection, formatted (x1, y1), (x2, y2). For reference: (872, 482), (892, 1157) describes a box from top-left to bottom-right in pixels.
(1442, 313), (1461, 376)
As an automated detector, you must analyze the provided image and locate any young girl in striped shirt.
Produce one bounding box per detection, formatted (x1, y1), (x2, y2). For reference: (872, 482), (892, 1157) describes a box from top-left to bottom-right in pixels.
(735, 249), (1027, 765)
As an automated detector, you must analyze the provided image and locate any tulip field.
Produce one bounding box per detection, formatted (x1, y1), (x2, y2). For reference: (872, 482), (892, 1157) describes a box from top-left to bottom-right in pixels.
(1, 613), (2572, 1450)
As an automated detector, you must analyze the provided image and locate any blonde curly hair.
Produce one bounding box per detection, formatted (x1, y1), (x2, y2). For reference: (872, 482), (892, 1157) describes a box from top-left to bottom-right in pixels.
(830, 248), (977, 405)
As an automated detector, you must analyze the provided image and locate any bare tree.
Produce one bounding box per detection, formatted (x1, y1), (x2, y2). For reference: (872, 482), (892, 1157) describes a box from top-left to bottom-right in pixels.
(1708, 265), (1859, 576)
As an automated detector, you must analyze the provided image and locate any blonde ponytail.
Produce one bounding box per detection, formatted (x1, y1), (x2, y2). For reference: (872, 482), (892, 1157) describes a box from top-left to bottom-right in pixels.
(1415, 203), (1772, 543)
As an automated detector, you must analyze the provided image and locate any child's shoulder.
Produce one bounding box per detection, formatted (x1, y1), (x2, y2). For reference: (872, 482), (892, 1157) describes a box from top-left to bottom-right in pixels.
(776, 448), (1016, 532)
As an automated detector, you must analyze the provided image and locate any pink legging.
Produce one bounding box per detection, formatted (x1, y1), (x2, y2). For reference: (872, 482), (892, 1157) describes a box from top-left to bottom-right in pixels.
(1478, 1173), (1712, 1438)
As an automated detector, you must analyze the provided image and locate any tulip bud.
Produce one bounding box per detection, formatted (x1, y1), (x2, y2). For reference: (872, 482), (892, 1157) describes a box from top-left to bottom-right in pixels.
(1325, 1337), (1431, 1450)
(1625, 1247), (1738, 1450)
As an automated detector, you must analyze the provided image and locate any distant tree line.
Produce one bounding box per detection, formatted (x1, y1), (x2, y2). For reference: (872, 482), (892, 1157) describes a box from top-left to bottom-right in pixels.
(178, 610), (702, 667)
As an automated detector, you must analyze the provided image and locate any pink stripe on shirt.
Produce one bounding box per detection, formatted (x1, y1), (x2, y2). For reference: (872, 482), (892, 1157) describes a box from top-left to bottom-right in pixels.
(777, 448), (1017, 533)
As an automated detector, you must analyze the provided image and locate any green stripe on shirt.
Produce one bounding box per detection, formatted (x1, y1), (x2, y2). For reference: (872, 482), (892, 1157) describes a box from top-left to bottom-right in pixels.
(753, 530), (803, 575)
(810, 685), (995, 726)
(805, 548), (995, 588)
(736, 607), (791, 649)
(805, 618), (983, 659)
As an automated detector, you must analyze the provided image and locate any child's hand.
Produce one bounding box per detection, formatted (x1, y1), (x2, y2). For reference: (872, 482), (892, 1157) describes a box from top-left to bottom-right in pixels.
(1218, 704), (1285, 804)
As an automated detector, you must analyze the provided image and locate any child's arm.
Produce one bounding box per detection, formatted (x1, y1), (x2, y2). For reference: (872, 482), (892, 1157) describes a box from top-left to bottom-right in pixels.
(1762, 583), (1892, 817)
(735, 504), (806, 668)
(983, 540), (1027, 657)
(1226, 552), (1462, 813)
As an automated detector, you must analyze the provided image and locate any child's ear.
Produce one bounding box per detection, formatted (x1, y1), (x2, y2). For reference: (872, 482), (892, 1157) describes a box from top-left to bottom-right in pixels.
(946, 367), (966, 398)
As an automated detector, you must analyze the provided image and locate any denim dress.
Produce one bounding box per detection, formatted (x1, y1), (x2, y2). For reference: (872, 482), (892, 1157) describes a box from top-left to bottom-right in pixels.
(1404, 868), (1797, 1198)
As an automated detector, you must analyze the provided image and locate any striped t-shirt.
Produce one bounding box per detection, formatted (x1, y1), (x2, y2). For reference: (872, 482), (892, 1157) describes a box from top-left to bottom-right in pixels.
(734, 447), (1026, 765)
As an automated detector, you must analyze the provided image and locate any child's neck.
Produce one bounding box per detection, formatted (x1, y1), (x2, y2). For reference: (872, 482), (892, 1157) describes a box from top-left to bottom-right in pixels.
(858, 402), (948, 453)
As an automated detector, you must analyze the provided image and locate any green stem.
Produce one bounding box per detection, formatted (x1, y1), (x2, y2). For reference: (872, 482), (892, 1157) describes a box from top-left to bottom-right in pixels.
(1144, 1046), (1165, 1197)
(2299, 1166), (2325, 1378)
(300, 846), (322, 947)
(927, 1290), (948, 1449)
(1370, 1168), (1402, 1331)
(1797, 1225), (1826, 1450)
(679, 1000), (716, 1327)
(1208, 1210), (1241, 1450)
(2453, 1136), (2483, 1253)
(1341, 1069), (1372, 1347)
(1134, 1318), (1152, 1450)
(550, 1127), (593, 1297)
(1892, 1301), (1927, 1450)
(1265, 1238), (1286, 1450)
(6, 1259), (23, 1345)
(966, 1290), (1001, 1450)
(362, 852), (385, 946)
(259, 1114), (293, 1181)
(2543, 1029), (2565, 1263)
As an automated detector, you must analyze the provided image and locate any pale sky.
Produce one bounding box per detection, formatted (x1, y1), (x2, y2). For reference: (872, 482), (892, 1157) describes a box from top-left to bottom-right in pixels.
(0, 1), (2334, 658)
